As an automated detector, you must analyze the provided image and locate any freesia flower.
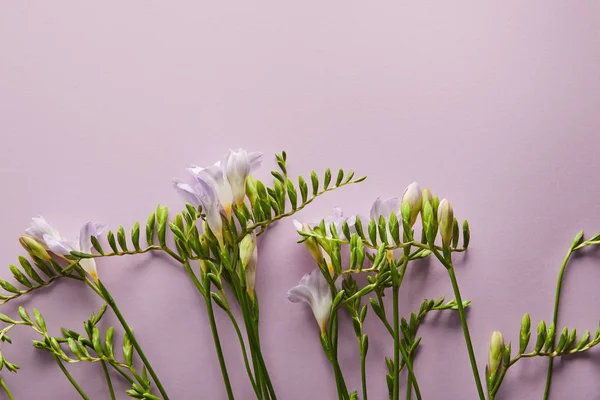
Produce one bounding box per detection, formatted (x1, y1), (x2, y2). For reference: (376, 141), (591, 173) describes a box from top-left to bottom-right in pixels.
(186, 149), (262, 218)
(287, 268), (342, 334)
(401, 182), (422, 227)
(25, 217), (105, 281)
(173, 178), (224, 246)
(293, 207), (352, 276)
(174, 149), (262, 245)
(240, 224), (258, 298)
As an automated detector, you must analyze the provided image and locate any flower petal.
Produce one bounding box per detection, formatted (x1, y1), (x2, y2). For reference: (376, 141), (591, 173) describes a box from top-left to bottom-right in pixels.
(287, 283), (314, 304)
(43, 234), (76, 255)
(247, 151), (263, 172)
(173, 180), (202, 207)
(25, 216), (59, 241)
(79, 222), (106, 254)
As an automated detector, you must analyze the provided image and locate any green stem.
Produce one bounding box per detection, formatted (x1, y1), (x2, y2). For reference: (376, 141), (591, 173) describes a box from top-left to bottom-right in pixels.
(392, 282), (401, 400)
(0, 378), (13, 400)
(54, 355), (90, 400)
(203, 278), (235, 400)
(360, 346), (368, 400)
(101, 360), (116, 400)
(446, 266), (485, 400)
(225, 308), (261, 398)
(97, 281), (170, 400)
(543, 243), (576, 400)
(406, 354), (413, 400)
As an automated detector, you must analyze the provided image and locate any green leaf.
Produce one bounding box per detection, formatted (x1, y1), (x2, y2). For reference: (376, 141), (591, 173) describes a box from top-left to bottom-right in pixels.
(324, 168), (332, 189)
(310, 171), (319, 196)
(146, 212), (156, 245)
(210, 292), (228, 311)
(0, 280), (20, 294)
(90, 236), (104, 255)
(344, 169), (355, 183)
(335, 169), (344, 186)
(452, 218), (459, 248)
(131, 222), (141, 251)
(107, 231), (119, 253)
(33, 308), (46, 332)
(117, 226), (128, 252)
(286, 178), (297, 210)
(331, 290), (345, 311)
(368, 219), (377, 245)
(378, 215), (388, 246)
(389, 212), (400, 245)
(18, 307), (31, 324)
(298, 175), (308, 203)
(17, 258), (43, 285)
(156, 205), (169, 246)
(462, 220), (470, 248)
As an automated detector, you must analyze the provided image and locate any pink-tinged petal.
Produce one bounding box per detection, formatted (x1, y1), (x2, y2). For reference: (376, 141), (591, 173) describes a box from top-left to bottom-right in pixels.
(43, 234), (76, 255)
(173, 180), (202, 207)
(79, 222), (106, 253)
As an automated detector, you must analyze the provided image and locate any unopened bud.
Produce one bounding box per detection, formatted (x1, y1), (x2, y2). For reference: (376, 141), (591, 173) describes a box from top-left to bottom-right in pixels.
(488, 331), (504, 376)
(437, 199), (454, 246)
(401, 182), (422, 227)
(298, 223), (324, 264)
(240, 229), (257, 269)
(19, 235), (51, 261)
(245, 175), (259, 205)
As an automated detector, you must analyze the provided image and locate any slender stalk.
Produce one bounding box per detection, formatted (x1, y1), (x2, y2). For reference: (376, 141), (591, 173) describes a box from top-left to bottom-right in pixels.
(101, 360), (116, 400)
(543, 243), (577, 400)
(224, 308), (260, 398)
(97, 281), (170, 400)
(54, 355), (90, 399)
(361, 354), (368, 400)
(446, 266), (485, 400)
(203, 278), (235, 400)
(0, 378), (14, 400)
(392, 283), (401, 400)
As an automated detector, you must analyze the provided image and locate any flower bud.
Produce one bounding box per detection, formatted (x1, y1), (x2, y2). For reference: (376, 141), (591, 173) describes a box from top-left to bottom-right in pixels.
(240, 230), (257, 269)
(488, 331), (504, 376)
(437, 199), (454, 246)
(401, 182), (422, 227)
(19, 235), (51, 261)
(245, 175), (259, 206)
(295, 221), (324, 264)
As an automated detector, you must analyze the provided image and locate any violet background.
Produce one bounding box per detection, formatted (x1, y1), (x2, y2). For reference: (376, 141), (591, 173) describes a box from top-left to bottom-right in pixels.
(2, 1), (600, 399)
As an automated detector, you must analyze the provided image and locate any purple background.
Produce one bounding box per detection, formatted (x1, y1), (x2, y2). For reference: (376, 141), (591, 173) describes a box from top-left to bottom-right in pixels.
(2, 1), (600, 398)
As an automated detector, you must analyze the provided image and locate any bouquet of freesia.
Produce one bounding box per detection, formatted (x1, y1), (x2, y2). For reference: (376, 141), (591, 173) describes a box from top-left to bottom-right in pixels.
(0, 149), (597, 400)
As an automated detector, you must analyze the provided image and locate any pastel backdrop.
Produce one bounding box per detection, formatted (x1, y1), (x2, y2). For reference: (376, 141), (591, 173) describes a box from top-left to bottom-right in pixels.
(1, 1), (600, 398)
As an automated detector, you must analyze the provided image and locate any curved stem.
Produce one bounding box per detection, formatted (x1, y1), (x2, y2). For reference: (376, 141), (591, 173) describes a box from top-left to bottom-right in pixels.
(543, 241), (577, 400)
(0, 378), (13, 400)
(54, 355), (90, 400)
(446, 266), (485, 400)
(203, 278), (235, 400)
(101, 360), (116, 400)
(97, 281), (170, 400)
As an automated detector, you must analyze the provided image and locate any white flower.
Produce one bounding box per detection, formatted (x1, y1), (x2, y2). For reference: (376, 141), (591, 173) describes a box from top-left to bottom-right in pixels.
(401, 182), (422, 227)
(25, 217), (105, 281)
(287, 268), (342, 334)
